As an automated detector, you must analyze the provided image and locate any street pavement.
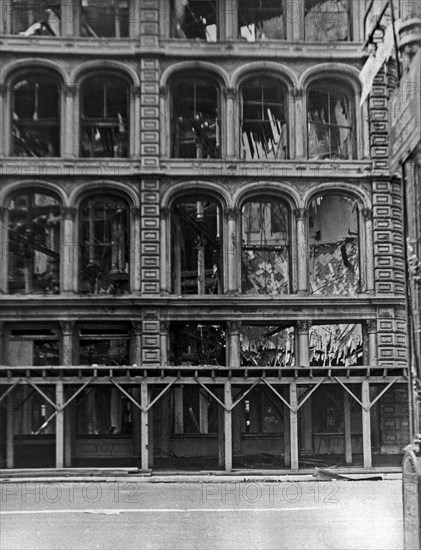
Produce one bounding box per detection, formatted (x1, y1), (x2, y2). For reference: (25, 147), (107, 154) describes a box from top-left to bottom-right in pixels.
(0, 478), (403, 550)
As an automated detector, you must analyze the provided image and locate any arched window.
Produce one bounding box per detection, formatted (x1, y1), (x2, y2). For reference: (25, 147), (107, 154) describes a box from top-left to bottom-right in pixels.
(309, 194), (361, 295)
(307, 80), (356, 159)
(304, 0), (351, 41)
(7, 191), (61, 294)
(12, 74), (60, 157)
(171, 196), (222, 295)
(171, 76), (220, 159)
(81, 76), (129, 157)
(79, 194), (130, 294)
(241, 197), (290, 295)
(240, 77), (288, 159)
(238, 0), (285, 41)
(171, 0), (219, 41)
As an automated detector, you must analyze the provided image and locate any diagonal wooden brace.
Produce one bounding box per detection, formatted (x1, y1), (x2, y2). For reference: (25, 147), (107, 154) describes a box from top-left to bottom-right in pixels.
(25, 378), (58, 410)
(196, 380), (227, 411)
(366, 377), (400, 410)
(262, 378), (327, 413)
(0, 380), (21, 404)
(295, 378), (328, 411)
(229, 378), (263, 411)
(261, 378), (295, 412)
(145, 380), (177, 412)
(109, 378), (144, 412)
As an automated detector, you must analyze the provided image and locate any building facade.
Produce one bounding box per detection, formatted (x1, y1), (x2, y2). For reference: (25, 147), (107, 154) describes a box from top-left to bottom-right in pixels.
(0, 0), (411, 471)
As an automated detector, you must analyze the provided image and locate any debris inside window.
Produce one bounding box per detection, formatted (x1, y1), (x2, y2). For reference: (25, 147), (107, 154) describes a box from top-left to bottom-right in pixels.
(240, 324), (295, 366)
(80, 0), (129, 37)
(307, 81), (355, 159)
(242, 387), (285, 434)
(241, 78), (288, 159)
(171, 198), (222, 295)
(241, 199), (290, 295)
(309, 194), (360, 295)
(81, 77), (128, 157)
(8, 192), (61, 294)
(172, 78), (220, 158)
(169, 323), (226, 366)
(171, 0), (218, 41)
(239, 0), (285, 41)
(12, 1), (61, 36)
(171, 385), (219, 434)
(305, 0), (350, 41)
(79, 196), (130, 295)
(12, 76), (60, 157)
(310, 324), (363, 366)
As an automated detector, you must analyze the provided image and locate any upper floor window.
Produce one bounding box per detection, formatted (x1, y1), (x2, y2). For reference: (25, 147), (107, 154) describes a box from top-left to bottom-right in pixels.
(12, 0), (61, 36)
(304, 0), (351, 41)
(81, 75), (129, 157)
(7, 191), (61, 294)
(241, 198), (290, 295)
(171, 0), (219, 41)
(171, 77), (220, 159)
(241, 78), (288, 159)
(239, 0), (285, 41)
(80, 0), (129, 37)
(307, 80), (356, 160)
(12, 74), (60, 157)
(79, 195), (130, 295)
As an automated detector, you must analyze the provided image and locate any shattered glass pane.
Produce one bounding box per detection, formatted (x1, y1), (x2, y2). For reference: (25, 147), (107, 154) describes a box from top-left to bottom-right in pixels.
(305, 0), (350, 41)
(79, 196), (130, 295)
(310, 324), (363, 366)
(309, 194), (360, 295)
(171, 0), (218, 41)
(80, 0), (129, 37)
(172, 79), (220, 158)
(239, 0), (285, 41)
(8, 192), (61, 294)
(241, 79), (288, 159)
(307, 81), (355, 159)
(81, 77), (129, 157)
(12, 1), (61, 36)
(240, 325), (295, 366)
(171, 198), (222, 295)
(241, 199), (290, 295)
(12, 77), (60, 157)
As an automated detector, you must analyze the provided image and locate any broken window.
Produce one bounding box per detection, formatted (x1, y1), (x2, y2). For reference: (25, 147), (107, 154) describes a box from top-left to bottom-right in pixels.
(240, 324), (295, 366)
(241, 78), (288, 159)
(80, 0), (129, 37)
(7, 192), (61, 294)
(169, 323), (226, 366)
(12, 1), (61, 36)
(307, 81), (355, 159)
(242, 387), (285, 435)
(304, 0), (350, 41)
(171, 197), (222, 295)
(172, 386), (219, 435)
(79, 195), (130, 295)
(81, 76), (129, 158)
(12, 75), (60, 157)
(309, 194), (360, 295)
(171, 77), (220, 158)
(171, 0), (219, 41)
(309, 324), (363, 366)
(241, 198), (290, 295)
(239, 0), (285, 41)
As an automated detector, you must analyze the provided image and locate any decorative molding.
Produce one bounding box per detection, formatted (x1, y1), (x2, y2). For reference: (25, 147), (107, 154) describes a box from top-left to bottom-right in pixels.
(61, 207), (76, 220)
(225, 207), (239, 221)
(225, 88), (237, 100)
(64, 84), (77, 99)
(366, 320), (377, 333)
(131, 207), (141, 220)
(160, 207), (170, 220)
(294, 208), (308, 220)
(297, 320), (311, 333)
(60, 321), (74, 335)
(131, 85), (141, 99)
(227, 321), (241, 332)
(362, 208), (373, 221)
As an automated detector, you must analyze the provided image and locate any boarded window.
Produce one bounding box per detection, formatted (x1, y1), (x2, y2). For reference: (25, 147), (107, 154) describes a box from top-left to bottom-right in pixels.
(241, 78), (288, 159)
(171, 198), (222, 295)
(241, 199), (290, 295)
(12, 76), (60, 157)
(171, 0), (219, 41)
(80, 0), (129, 37)
(12, 1), (61, 36)
(307, 81), (355, 159)
(310, 323), (363, 366)
(309, 194), (360, 295)
(171, 78), (220, 158)
(81, 76), (129, 158)
(239, 0), (285, 41)
(8, 192), (61, 294)
(79, 195), (130, 295)
(240, 324), (295, 366)
(305, 0), (350, 41)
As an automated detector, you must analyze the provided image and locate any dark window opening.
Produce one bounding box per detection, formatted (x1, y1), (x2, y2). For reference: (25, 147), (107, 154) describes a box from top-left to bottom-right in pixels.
(241, 198), (290, 295)
(169, 322), (226, 366)
(12, 1), (61, 36)
(171, 78), (220, 159)
(171, 0), (218, 41)
(307, 81), (355, 159)
(171, 198), (222, 295)
(76, 387), (133, 435)
(79, 195), (130, 295)
(310, 324), (363, 366)
(81, 76), (129, 158)
(80, 0), (129, 37)
(239, 0), (285, 41)
(12, 76), (60, 157)
(242, 387), (285, 434)
(7, 192), (61, 294)
(304, 0), (351, 41)
(241, 78), (288, 159)
(240, 324), (295, 367)
(172, 386), (219, 435)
